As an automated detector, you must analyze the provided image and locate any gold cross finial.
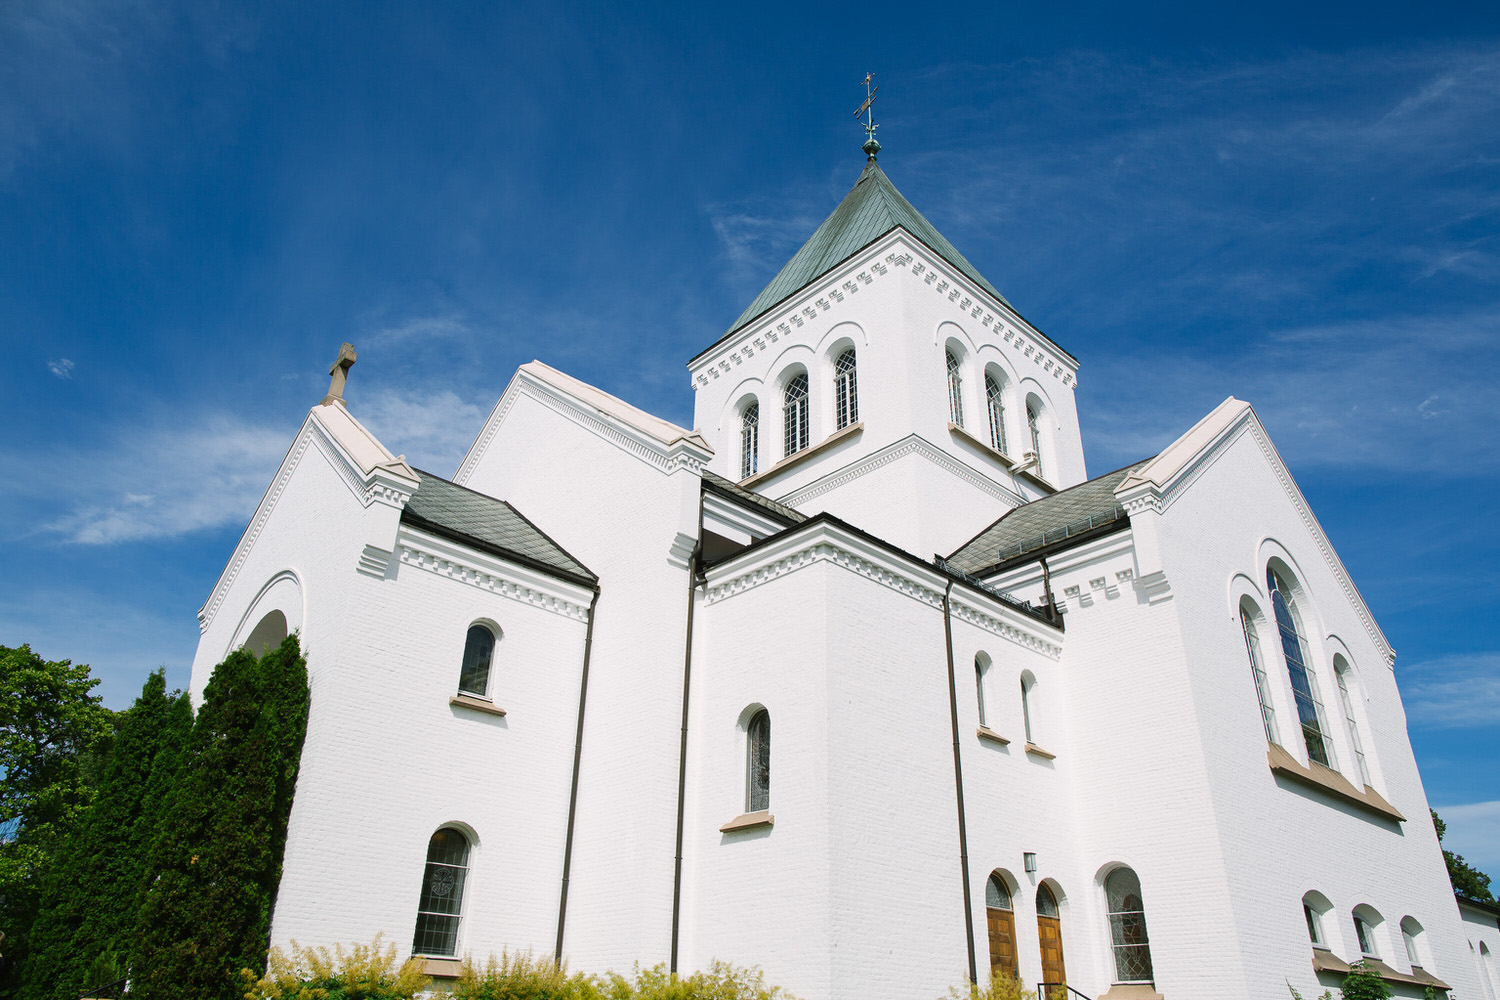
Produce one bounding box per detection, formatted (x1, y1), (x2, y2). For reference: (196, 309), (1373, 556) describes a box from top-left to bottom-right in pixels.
(853, 73), (880, 159)
(322, 342), (357, 406)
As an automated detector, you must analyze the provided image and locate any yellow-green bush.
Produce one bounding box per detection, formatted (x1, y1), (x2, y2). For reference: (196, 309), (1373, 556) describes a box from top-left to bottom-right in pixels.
(600, 961), (796, 1000)
(241, 935), (426, 1000)
(452, 950), (601, 999)
(946, 972), (1037, 1000)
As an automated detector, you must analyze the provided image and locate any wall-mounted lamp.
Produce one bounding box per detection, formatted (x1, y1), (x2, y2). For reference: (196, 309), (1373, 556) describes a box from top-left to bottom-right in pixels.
(1023, 852), (1038, 874)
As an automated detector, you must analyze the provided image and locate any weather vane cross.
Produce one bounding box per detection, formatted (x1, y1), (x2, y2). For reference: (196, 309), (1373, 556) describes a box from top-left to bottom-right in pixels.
(853, 72), (880, 158)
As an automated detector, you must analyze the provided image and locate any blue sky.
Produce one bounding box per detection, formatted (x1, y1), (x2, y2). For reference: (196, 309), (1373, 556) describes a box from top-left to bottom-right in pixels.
(1, 1), (1496, 881)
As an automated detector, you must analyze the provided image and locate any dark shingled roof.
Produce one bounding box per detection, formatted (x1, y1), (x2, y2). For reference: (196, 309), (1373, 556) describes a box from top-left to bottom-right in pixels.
(944, 459), (1154, 577)
(705, 159), (1015, 354)
(402, 470), (596, 585)
(702, 471), (808, 525)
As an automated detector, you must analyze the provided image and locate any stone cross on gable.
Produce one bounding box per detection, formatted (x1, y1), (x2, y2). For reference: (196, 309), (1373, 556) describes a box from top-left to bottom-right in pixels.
(322, 343), (357, 405)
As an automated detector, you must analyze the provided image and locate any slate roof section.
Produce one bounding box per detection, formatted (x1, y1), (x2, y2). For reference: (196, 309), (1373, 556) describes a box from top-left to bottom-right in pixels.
(709, 159), (1015, 351)
(702, 470), (808, 525)
(944, 459), (1154, 577)
(402, 470), (597, 585)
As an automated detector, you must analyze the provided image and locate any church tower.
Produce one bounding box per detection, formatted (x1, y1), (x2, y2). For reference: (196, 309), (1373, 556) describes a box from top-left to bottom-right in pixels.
(689, 145), (1086, 559)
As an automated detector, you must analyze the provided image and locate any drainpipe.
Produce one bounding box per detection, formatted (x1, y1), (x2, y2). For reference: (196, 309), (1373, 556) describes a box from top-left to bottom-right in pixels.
(1039, 556), (1060, 625)
(554, 585), (602, 964)
(670, 496), (706, 972)
(942, 579), (980, 985)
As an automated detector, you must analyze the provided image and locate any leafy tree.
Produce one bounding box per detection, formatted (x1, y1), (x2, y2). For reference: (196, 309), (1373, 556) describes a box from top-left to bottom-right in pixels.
(130, 635), (310, 1000)
(0, 644), (112, 999)
(1432, 808), (1494, 902)
(23, 670), (193, 1000)
(1340, 960), (1392, 1000)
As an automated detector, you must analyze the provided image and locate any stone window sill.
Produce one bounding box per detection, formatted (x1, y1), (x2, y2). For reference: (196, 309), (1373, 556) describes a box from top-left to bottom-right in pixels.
(1024, 742), (1056, 760)
(1309, 951), (1449, 990)
(977, 726), (1010, 746)
(1267, 744), (1404, 822)
(740, 423), (863, 488)
(948, 422), (1015, 467)
(450, 693), (507, 717)
(719, 810), (774, 833)
(417, 957), (462, 979)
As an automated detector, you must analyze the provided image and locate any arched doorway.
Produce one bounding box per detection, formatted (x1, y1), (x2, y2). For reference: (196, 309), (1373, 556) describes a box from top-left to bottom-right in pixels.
(1037, 882), (1066, 997)
(985, 871), (1019, 979)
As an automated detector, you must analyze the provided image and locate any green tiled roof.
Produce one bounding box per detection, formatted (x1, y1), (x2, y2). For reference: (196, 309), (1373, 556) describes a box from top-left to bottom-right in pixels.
(944, 459), (1154, 576)
(719, 158), (1014, 344)
(403, 470), (596, 584)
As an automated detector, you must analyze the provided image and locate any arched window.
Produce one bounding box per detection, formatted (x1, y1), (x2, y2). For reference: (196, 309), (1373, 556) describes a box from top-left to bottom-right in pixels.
(1352, 906), (1383, 959)
(457, 624), (496, 697)
(244, 609), (288, 658)
(783, 374), (809, 457)
(1401, 917), (1425, 970)
(946, 351), (965, 427)
(412, 828), (471, 957)
(986, 375), (1007, 454)
(741, 403), (760, 479)
(975, 653), (990, 728)
(1267, 567), (1337, 769)
(985, 871), (1019, 978)
(1335, 657), (1371, 786)
(1240, 605), (1280, 744)
(746, 709), (770, 812)
(1303, 892), (1332, 947)
(834, 349), (858, 429)
(1027, 401), (1044, 479)
(1020, 673), (1036, 744)
(1105, 868), (1154, 984)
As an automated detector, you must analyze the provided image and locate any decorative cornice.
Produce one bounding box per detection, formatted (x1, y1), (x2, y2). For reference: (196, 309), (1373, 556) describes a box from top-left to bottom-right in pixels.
(397, 527), (593, 622)
(690, 232), (1078, 391)
(457, 370), (710, 485)
(703, 523), (1061, 657)
(778, 433), (1025, 510)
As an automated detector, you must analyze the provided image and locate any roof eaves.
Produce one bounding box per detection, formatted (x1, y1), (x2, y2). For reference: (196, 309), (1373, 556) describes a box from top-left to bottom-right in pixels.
(399, 508), (598, 588)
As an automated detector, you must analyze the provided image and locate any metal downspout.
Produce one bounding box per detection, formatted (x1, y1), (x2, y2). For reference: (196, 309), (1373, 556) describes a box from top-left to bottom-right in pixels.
(943, 579), (980, 984)
(670, 496), (706, 972)
(554, 585), (602, 964)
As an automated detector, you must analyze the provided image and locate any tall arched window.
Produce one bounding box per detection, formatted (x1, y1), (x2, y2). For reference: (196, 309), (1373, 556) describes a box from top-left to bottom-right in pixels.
(1401, 917), (1426, 970)
(1353, 906), (1382, 959)
(783, 374), (809, 457)
(458, 624), (496, 697)
(741, 403), (760, 479)
(986, 375), (1007, 454)
(975, 654), (990, 728)
(834, 349), (858, 429)
(1335, 657), (1371, 786)
(412, 828), (471, 957)
(1027, 401), (1044, 478)
(1267, 567), (1337, 769)
(1105, 868), (1154, 984)
(1020, 673), (1036, 744)
(946, 351), (965, 427)
(746, 709), (770, 812)
(1240, 605), (1280, 744)
(985, 871), (1019, 978)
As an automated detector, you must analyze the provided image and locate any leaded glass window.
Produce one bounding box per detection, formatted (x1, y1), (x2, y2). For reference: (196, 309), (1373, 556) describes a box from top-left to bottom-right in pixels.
(1105, 868), (1154, 984)
(457, 625), (495, 696)
(783, 374), (809, 457)
(741, 403), (759, 479)
(1240, 607), (1280, 744)
(1336, 660), (1371, 786)
(1027, 402), (1044, 479)
(747, 709), (770, 812)
(1036, 883), (1058, 917)
(986, 872), (1012, 909)
(834, 349), (858, 429)
(946, 351), (964, 427)
(1268, 568), (1337, 769)
(986, 375), (1007, 453)
(412, 828), (470, 957)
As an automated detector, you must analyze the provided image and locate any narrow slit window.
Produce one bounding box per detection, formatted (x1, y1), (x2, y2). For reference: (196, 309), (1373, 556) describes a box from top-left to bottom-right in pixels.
(946, 351), (964, 427)
(1240, 607), (1280, 744)
(457, 625), (495, 697)
(783, 374), (809, 457)
(986, 375), (1007, 454)
(741, 403), (759, 479)
(746, 709), (770, 812)
(834, 349), (858, 429)
(412, 828), (471, 957)
(975, 655), (988, 728)
(1027, 402), (1044, 479)
(1021, 676), (1034, 744)
(1268, 568), (1337, 770)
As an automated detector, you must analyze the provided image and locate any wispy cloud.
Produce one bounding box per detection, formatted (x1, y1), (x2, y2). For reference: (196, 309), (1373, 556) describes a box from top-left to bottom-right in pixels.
(362, 314), (472, 349)
(47, 357), (74, 378)
(355, 386), (490, 479)
(1431, 799), (1500, 878)
(1400, 652), (1500, 729)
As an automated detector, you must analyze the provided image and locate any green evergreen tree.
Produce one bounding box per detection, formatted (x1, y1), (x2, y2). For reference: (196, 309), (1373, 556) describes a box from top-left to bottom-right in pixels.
(23, 670), (193, 1000)
(129, 635), (310, 1000)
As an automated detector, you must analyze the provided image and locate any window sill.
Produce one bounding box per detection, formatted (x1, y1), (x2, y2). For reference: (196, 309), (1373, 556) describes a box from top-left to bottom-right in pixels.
(947, 422), (1015, 467)
(1267, 744), (1404, 822)
(976, 726), (1010, 746)
(740, 422), (863, 488)
(1311, 948), (1351, 974)
(1312, 954), (1450, 991)
(1024, 742), (1056, 760)
(417, 957), (462, 979)
(450, 693), (507, 717)
(719, 810), (774, 833)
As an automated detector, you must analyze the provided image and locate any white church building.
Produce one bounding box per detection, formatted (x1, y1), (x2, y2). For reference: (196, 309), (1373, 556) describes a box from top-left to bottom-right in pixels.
(190, 144), (1491, 999)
